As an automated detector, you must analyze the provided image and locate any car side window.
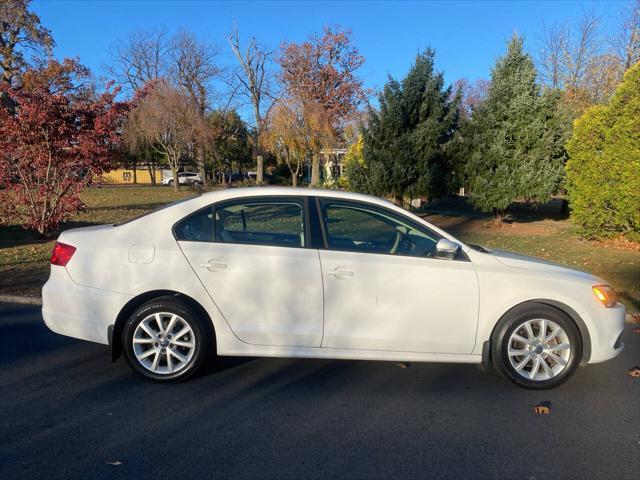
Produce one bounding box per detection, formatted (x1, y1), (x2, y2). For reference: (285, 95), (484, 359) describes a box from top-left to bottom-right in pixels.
(174, 207), (214, 242)
(320, 200), (440, 257)
(215, 200), (305, 248)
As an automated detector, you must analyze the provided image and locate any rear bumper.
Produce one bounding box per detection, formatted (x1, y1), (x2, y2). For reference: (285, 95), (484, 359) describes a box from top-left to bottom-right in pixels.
(42, 266), (132, 345)
(582, 302), (626, 364)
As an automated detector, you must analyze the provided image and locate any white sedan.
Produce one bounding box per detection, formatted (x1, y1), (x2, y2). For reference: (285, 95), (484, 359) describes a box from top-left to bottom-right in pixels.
(161, 172), (203, 186)
(42, 188), (625, 388)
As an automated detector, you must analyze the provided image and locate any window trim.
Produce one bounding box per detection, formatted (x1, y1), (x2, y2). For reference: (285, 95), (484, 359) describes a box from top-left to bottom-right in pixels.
(316, 197), (469, 261)
(172, 195), (311, 250)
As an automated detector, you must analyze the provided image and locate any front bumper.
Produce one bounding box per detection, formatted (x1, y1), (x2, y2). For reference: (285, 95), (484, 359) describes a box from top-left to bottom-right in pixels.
(582, 302), (626, 364)
(42, 266), (132, 345)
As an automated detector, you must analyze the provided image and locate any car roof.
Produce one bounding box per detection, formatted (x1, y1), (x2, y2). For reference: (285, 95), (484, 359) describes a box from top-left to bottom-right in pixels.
(199, 186), (396, 207)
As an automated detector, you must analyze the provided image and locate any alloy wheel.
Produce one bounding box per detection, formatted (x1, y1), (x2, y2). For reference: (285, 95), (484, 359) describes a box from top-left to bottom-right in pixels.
(507, 318), (571, 381)
(132, 312), (196, 375)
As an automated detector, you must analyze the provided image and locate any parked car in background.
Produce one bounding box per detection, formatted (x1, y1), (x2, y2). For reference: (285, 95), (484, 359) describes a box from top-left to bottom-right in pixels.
(42, 188), (625, 388)
(161, 172), (202, 186)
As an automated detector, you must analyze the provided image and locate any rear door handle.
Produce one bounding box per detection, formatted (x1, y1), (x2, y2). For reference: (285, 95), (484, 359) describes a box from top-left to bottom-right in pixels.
(328, 267), (354, 280)
(198, 260), (227, 272)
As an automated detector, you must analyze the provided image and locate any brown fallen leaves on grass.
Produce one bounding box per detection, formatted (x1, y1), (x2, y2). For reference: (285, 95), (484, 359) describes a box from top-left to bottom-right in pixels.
(630, 314), (640, 324)
(628, 366), (640, 378)
(533, 401), (552, 415)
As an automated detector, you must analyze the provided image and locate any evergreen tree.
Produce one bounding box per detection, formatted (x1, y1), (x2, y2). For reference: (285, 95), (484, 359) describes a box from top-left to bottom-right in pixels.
(565, 63), (640, 239)
(464, 36), (567, 215)
(361, 49), (460, 203)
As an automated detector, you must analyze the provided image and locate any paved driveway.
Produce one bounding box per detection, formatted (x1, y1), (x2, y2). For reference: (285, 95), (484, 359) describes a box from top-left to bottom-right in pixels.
(1, 302), (638, 479)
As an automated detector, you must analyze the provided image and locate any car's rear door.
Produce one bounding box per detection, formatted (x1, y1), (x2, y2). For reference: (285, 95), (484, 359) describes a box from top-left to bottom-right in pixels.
(176, 196), (323, 347)
(317, 198), (479, 354)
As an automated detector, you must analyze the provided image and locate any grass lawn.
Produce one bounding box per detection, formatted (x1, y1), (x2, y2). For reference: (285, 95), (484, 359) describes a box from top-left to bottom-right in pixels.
(0, 186), (192, 298)
(1, 186), (638, 313)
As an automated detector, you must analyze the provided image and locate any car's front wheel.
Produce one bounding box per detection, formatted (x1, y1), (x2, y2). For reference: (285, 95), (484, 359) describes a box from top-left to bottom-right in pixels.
(122, 297), (210, 382)
(491, 304), (582, 389)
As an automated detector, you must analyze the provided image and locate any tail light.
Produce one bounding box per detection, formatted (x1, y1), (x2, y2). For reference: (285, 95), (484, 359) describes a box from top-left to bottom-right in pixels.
(51, 242), (76, 266)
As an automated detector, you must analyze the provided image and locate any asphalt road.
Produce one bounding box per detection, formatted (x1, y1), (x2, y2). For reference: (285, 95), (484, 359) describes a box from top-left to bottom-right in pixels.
(1, 302), (639, 480)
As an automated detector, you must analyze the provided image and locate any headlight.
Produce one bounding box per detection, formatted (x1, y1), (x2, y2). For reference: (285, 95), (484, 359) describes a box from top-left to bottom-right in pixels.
(592, 285), (618, 308)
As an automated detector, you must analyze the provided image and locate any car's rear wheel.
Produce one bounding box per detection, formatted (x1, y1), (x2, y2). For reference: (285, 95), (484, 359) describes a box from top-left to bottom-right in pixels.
(122, 297), (209, 382)
(491, 304), (582, 389)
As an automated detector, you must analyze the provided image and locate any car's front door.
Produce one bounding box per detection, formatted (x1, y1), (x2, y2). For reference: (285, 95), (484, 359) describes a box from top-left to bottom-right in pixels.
(318, 199), (479, 354)
(176, 197), (323, 347)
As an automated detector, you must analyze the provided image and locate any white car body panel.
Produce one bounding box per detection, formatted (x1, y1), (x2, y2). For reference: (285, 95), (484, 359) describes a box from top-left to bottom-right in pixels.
(319, 249), (479, 353)
(179, 241), (324, 347)
(42, 187), (625, 368)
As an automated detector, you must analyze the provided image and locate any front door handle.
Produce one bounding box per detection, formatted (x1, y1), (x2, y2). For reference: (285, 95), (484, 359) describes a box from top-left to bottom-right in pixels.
(328, 267), (354, 280)
(198, 260), (227, 272)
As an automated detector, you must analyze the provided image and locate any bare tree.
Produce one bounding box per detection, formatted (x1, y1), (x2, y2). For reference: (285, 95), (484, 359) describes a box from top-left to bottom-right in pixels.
(453, 77), (490, 119)
(614, 0), (640, 69)
(103, 28), (171, 184)
(103, 28), (169, 93)
(228, 28), (277, 184)
(0, 0), (54, 85)
(538, 22), (569, 89)
(126, 81), (204, 191)
(563, 11), (602, 90)
(168, 30), (221, 186)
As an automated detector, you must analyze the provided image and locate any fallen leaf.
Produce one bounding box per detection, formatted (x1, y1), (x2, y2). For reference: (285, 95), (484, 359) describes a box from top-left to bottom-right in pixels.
(106, 460), (122, 466)
(630, 314), (640, 324)
(628, 366), (640, 378)
(633, 327), (640, 335)
(533, 401), (551, 415)
(397, 362), (410, 369)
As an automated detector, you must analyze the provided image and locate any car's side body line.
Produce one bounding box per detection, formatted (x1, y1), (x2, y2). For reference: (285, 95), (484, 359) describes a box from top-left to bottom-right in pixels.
(217, 343), (482, 364)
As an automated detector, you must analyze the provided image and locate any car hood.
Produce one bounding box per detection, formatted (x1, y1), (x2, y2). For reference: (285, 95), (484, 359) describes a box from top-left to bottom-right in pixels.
(489, 248), (601, 283)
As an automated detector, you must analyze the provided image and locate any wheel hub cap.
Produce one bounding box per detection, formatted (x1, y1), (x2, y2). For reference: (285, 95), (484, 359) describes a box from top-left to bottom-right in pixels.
(507, 318), (571, 382)
(132, 312), (196, 375)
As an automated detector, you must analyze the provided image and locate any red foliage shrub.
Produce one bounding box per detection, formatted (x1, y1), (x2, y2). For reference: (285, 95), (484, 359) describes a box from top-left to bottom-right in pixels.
(0, 59), (130, 236)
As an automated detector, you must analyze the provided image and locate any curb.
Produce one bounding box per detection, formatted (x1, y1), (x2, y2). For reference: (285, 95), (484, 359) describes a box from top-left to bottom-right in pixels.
(0, 295), (43, 306)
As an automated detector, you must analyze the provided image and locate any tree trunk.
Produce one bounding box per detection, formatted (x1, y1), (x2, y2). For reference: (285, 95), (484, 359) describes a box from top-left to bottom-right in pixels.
(310, 152), (321, 187)
(132, 163), (137, 184)
(256, 154), (264, 184)
(197, 145), (207, 188)
(291, 169), (298, 187)
(171, 165), (180, 192)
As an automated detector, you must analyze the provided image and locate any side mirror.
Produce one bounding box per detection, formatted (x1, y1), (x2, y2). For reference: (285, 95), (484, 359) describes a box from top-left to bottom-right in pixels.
(435, 239), (461, 260)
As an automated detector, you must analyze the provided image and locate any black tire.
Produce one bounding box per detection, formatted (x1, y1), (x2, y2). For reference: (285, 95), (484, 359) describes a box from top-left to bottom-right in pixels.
(491, 303), (582, 389)
(122, 296), (211, 382)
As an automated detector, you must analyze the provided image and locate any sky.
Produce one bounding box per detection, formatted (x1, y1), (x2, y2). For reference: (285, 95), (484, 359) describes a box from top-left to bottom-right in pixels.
(32, 0), (625, 107)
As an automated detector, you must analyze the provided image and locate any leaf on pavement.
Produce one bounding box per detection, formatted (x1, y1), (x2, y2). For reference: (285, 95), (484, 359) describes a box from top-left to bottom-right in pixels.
(630, 313), (640, 324)
(397, 362), (410, 368)
(533, 401), (552, 415)
(628, 366), (640, 378)
(106, 460), (123, 466)
(632, 327), (640, 335)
